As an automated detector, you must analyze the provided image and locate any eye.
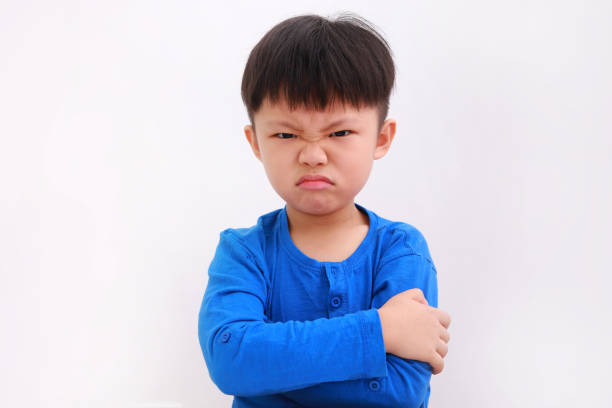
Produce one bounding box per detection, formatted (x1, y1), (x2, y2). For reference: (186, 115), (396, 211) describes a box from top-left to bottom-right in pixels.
(330, 130), (352, 137)
(275, 133), (296, 139)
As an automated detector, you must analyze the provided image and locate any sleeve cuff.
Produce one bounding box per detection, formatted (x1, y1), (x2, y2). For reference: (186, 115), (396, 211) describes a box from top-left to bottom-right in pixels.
(359, 308), (389, 378)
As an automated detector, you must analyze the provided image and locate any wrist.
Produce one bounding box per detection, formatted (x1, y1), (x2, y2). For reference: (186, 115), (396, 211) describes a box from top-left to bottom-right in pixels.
(377, 308), (391, 354)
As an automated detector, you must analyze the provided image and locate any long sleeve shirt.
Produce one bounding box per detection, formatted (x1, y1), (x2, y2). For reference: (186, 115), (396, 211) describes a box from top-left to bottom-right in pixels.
(198, 202), (439, 407)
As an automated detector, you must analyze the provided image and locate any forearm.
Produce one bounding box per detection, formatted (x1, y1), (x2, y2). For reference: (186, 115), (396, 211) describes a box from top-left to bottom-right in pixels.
(199, 307), (388, 397)
(281, 351), (432, 408)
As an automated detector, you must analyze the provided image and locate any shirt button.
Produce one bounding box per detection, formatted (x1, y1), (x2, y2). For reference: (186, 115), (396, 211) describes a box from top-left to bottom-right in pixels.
(330, 296), (342, 308)
(368, 379), (381, 391)
(221, 332), (231, 343)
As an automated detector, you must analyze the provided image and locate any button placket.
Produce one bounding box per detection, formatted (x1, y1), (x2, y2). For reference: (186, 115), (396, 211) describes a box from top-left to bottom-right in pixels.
(324, 264), (346, 316)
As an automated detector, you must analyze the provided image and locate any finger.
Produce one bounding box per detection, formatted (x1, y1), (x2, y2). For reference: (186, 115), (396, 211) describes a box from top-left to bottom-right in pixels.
(436, 339), (449, 358)
(414, 297), (428, 306)
(409, 288), (428, 305)
(437, 309), (451, 329)
(440, 327), (451, 343)
(430, 353), (445, 375)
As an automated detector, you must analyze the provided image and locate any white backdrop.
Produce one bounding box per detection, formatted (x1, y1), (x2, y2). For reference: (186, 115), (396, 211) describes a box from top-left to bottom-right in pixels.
(2, 0), (611, 407)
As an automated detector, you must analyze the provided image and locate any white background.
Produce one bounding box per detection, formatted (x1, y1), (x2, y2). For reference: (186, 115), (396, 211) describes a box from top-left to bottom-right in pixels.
(1, 1), (611, 407)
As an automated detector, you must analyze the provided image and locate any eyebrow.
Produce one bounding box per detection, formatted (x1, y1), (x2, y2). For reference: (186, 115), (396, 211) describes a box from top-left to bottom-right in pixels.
(268, 118), (355, 132)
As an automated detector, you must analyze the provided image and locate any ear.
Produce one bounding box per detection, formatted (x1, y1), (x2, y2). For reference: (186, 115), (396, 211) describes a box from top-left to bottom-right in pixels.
(244, 124), (262, 161)
(373, 118), (397, 160)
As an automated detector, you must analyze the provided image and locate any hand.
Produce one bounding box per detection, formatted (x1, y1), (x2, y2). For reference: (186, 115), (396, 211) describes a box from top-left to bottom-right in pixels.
(377, 288), (451, 375)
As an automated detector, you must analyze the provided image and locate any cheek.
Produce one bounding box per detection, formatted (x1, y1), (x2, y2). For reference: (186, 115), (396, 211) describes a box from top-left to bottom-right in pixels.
(353, 160), (374, 180)
(343, 150), (374, 182)
(262, 155), (292, 185)
(341, 146), (373, 168)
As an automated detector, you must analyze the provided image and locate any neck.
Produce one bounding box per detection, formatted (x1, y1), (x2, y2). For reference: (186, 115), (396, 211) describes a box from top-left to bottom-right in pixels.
(285, 202), (364, 236)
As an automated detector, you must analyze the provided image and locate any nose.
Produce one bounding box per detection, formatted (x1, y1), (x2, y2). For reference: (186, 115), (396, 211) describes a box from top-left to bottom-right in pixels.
(298, 141), (328, 167)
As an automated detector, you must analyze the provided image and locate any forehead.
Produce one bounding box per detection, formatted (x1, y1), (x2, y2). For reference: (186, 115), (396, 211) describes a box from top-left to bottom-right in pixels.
(255, 96), (376, 128)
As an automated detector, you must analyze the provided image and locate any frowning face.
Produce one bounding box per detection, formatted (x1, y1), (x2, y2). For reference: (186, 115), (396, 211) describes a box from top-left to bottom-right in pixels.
(244, 96), (396, 217)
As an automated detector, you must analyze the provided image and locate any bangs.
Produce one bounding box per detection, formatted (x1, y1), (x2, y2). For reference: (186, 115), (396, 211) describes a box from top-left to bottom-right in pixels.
(241, 13), (395, 125)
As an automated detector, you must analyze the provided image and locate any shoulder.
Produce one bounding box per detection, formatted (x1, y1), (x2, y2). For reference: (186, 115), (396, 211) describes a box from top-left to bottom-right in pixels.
(364, 207), (440, 306)
(217, 208), (282, 259)
(368, 207), (435, 265)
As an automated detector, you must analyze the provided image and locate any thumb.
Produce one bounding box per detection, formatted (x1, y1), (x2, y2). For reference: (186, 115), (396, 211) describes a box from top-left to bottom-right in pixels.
(414, 297), (428, 306)
(409, 289), (429, 306)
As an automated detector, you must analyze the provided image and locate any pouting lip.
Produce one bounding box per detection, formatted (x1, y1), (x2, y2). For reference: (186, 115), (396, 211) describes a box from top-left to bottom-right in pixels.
(296, 174), (333, 185)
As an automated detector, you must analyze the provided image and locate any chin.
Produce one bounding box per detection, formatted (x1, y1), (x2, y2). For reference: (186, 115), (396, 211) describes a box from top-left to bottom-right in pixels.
(299, 206), (332, 215)
(290, 199), (350, 216)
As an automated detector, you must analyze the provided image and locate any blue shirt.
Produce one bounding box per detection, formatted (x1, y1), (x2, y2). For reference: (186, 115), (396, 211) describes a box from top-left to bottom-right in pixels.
(198, 203), (439, 407)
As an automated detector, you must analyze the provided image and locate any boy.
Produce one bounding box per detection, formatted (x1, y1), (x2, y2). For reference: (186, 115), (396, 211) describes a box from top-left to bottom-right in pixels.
(198, 13), (451, 408)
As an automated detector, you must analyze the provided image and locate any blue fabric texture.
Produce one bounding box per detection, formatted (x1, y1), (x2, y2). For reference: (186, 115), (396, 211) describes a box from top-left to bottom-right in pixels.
(198, 203), (439, 407)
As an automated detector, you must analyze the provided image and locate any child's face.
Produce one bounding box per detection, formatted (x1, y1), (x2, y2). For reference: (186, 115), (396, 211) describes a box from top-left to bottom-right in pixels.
(244, 96), (396, 216)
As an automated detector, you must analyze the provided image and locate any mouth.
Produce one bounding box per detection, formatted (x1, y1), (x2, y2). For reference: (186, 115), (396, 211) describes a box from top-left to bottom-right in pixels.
(296, 174), (333, 190)
(296, 174), (332, 185)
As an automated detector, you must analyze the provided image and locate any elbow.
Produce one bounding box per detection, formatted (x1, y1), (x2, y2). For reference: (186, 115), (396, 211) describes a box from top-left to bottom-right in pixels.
(208, 362), (240, 396)
(402, 385), (430, 408)
(201, 345), (238, 395)
(199, 325), (264, 397)
(199, 327), (242, 396)
(385, 358), (432, 408)
(388, 382), (430, 408)
(206, 352), (265, 397)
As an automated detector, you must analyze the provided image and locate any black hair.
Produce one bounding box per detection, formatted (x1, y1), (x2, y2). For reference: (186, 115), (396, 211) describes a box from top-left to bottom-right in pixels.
(241, 12), (395, 131)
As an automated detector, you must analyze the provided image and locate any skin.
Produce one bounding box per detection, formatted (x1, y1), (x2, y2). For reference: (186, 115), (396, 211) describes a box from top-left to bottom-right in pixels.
(244, 96), (396, 261)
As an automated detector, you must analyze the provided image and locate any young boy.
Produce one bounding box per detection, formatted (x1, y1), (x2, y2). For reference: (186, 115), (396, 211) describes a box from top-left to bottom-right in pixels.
(198, 13), (451, 407)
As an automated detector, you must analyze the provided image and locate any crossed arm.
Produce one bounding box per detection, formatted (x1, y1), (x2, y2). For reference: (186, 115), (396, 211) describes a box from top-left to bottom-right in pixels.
(280, 251), (439, 407)
(198, 230), (438, 407)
